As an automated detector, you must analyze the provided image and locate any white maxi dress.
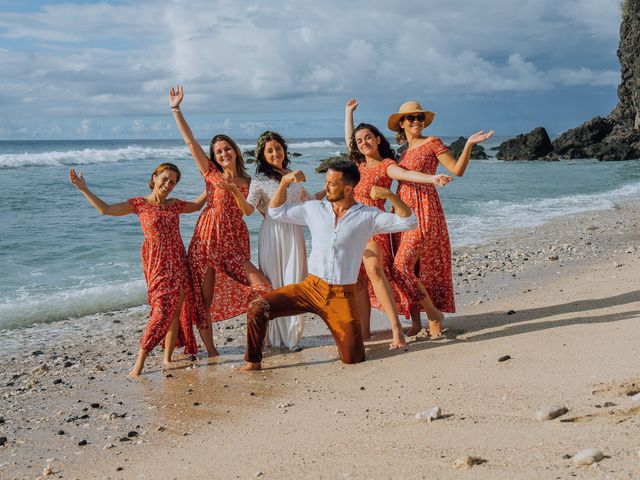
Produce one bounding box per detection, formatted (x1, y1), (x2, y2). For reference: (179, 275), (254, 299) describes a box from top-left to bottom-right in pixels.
(247, 173), (309, 350)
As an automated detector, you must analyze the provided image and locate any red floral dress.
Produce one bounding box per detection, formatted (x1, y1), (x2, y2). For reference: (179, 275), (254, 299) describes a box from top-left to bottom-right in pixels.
(188, 162), (268, 326)
(127, 197), (198, 354)
(353, 159), (422, 318)
(393, 138), (456, 313)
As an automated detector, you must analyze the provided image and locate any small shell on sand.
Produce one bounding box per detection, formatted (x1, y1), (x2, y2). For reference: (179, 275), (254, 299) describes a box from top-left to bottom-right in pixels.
(535, 405), (568, 421)
(415, 406), (441, 423)
(453, 456), (485, 469)
(572, 448), (604, 466)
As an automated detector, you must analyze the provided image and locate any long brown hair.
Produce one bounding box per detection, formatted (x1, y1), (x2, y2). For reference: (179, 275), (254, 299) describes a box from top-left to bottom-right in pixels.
(149, 163), (181, 189)
(349, 123), (397, 164)
(209, 134), (250, 179)
(255, 131), (290, 181)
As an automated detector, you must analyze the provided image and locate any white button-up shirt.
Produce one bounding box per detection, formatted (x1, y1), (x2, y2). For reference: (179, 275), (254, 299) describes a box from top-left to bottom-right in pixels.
(269, 199), (417, 285)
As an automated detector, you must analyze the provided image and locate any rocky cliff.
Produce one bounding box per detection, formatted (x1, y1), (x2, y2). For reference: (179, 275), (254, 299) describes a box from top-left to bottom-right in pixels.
(499, 1), (640, 161)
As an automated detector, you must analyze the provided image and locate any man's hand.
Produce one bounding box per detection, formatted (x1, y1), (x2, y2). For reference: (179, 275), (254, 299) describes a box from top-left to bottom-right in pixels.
(370, 186), (392, 201)
(281, 170), (306, 185)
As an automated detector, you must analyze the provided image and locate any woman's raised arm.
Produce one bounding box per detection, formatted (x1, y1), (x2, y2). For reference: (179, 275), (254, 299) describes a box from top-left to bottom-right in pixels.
(436, 130), (495, 177)
(386, 163), (452, 187)
(69, 169), (134, 216)
(344, 98), (357, 149)
(169, 85), (210, 176)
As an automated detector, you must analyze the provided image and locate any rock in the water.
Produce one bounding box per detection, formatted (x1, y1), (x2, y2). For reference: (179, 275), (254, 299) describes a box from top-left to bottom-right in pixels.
(447, 137), (488, 159)
(453, 456), (485, 469)
(415, 406), (441, 423)
(536, 405), (568, 421)
(496, 127), (554, 161)
(552, 116), (615, 159)
(316, 154), (348, 173)
(572, 448), (604, 466)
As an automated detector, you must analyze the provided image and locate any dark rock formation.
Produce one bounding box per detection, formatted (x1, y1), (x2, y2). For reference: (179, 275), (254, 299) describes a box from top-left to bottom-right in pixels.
(448, 137), (488, 159)
(553, 0), (640, 160)
(316, 153), (348, 173)
(496, 127), (554, 161)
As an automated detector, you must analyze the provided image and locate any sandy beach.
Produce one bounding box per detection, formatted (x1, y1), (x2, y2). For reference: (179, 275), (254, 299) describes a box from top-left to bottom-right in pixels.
(1, 203), (639, 479)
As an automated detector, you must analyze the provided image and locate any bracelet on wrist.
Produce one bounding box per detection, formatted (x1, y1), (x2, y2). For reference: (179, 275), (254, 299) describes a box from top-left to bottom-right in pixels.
(171, 106), (181, 112)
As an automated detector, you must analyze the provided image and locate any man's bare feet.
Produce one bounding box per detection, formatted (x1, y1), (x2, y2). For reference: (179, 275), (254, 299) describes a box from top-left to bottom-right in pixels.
(127, 370), (142, 379)
(238, 362), (262, 372)
(207, 348), (220, 358)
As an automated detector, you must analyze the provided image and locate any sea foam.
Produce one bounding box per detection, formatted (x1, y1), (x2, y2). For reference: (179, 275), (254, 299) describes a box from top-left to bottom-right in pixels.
(0, 145), (189, 169)
(0, 279), (147, 330)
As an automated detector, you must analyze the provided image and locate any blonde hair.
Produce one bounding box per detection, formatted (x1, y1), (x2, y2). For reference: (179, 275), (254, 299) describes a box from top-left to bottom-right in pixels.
(149, 163), (181, 189)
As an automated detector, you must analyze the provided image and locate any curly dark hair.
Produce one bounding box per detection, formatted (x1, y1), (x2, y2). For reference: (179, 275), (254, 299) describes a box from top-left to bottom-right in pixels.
(209, 134), (250, 179)
(255, 131), (290, 181)
(348, 123), (397, 164)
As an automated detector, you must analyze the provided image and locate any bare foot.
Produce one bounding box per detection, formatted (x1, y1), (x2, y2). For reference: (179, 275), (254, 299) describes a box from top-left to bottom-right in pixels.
(362, 332), (372, 340)
(127, 370), (142, 379)
(389, 330), (407, 349)
(428, 311), (445, 338)
(404, 324), (423, 337)
(207, 348), (220, 358)
(162, 360), (174, 370)
(238, 362), (262, 372)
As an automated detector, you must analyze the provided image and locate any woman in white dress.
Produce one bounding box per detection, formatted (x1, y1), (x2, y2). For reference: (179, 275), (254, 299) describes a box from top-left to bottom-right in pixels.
(224, 131), (315, 350)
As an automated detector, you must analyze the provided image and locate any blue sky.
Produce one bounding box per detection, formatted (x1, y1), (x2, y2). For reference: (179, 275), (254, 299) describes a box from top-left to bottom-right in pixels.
(0, 0), (623, 140)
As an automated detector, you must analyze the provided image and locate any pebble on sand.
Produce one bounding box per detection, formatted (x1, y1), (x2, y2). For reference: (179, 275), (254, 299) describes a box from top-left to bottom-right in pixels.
(572, 448), (604, 466)
(630, 392), (640, 401)
(453, 456), (486, 469)
(536, 405), (568, 421)
(42, 464), (54, 476)
(415, 406), (441, 423)
(498, 355), (511, 362)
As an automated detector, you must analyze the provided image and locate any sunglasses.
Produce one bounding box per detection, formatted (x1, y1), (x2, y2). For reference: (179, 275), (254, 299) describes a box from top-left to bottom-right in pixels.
(403, 114), (426, 123)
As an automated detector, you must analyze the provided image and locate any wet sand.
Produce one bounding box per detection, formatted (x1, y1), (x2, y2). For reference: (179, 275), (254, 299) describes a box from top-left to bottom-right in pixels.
(1, 204), (639, 479)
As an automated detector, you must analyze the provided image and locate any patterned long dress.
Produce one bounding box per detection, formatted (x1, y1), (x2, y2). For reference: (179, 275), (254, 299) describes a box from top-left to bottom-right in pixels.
(127, 197), (198, 354)
(393, 138), (456, 313)
(352, 159), (422, 318)
(247, 173), (310, 350)
(188, 162), (268, 326)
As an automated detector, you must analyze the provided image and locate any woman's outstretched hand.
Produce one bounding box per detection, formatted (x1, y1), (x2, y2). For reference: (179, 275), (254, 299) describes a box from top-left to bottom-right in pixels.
(345, 98), (358, 113)
(467, 130), (495, 145)
(169, 85), (184, 109)
(69, 169), (87, 191)
(434, 174), (453, 187)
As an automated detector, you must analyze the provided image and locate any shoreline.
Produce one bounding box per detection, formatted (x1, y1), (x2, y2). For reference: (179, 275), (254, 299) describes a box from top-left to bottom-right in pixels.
(1, 203), (639, 478)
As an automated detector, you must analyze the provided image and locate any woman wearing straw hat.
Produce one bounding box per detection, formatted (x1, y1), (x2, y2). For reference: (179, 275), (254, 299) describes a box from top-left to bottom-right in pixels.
(344, 99), (452, 348)
(388, 100), (493, 337)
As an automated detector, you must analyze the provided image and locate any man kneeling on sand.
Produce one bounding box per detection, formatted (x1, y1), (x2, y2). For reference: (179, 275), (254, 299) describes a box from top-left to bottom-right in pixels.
(240, 160), (417, 371)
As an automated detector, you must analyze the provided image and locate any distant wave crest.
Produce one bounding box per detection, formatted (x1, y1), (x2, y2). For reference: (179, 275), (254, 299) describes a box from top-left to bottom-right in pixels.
(0, 145), (189, 169)
(449, 180), (640, 246)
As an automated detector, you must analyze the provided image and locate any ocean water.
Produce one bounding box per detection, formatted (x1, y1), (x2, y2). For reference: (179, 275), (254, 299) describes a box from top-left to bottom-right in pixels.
(2, 137), (640, 330)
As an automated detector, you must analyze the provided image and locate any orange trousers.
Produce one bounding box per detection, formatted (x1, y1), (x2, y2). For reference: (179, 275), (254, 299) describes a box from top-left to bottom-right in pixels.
(244, 275), (365, 364)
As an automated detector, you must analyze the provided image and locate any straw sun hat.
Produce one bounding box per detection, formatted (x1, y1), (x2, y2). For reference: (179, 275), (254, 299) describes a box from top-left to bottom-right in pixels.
(387, 100), (435, 132)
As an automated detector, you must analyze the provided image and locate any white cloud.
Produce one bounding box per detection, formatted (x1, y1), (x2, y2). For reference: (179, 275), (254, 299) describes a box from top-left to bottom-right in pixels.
(0, 0), (622, 138)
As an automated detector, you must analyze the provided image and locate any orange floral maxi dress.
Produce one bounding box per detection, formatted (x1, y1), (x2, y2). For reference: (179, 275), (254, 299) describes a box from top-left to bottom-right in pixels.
(393, 138), (456, 313)
(188, 162), (268, 326)
(127, 197), (198, 354)
(353, 159), (422, 318)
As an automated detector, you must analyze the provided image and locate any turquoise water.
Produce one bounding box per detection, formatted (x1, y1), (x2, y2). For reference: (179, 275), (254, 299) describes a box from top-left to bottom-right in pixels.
(2, 137), (640, 329)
